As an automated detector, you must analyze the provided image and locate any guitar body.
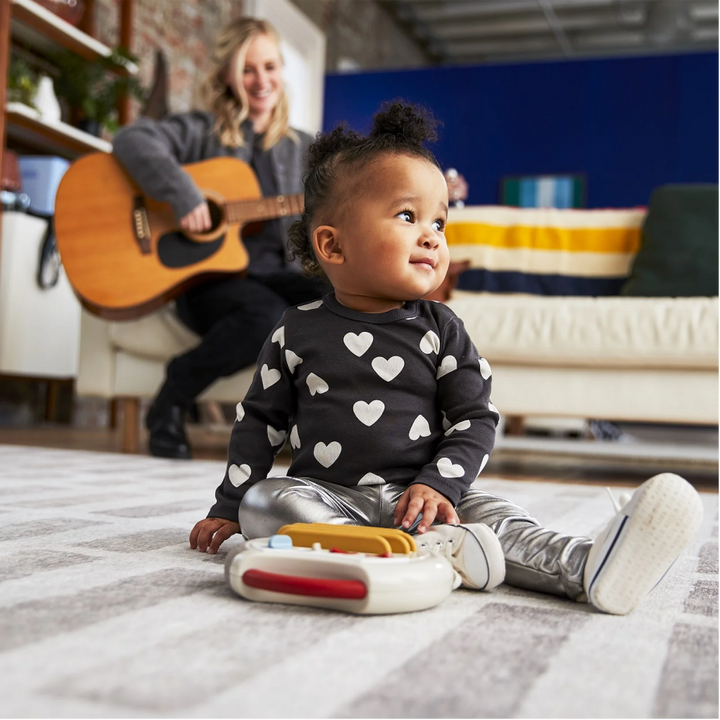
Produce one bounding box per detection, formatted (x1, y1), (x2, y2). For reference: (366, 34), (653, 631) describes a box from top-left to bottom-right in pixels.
(55, 154), (262, 320)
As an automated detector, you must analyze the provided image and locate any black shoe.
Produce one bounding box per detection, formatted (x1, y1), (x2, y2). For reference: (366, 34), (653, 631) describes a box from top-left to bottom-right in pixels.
(146, 386), (192, 460)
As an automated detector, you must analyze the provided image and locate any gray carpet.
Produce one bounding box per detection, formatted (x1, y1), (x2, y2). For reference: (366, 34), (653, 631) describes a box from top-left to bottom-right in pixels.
(0, 444), (716, 718)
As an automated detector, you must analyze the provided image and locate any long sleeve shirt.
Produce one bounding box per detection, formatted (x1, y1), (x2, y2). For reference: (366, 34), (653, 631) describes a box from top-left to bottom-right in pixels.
(208, 293), (499, 522)
(112, 111), (313, 273)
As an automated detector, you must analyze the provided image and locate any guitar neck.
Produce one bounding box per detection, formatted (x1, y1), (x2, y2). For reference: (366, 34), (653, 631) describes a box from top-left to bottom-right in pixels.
(226, 194), (304, 224)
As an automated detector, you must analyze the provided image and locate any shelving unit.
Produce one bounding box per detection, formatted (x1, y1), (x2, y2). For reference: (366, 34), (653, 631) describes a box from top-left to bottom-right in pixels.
(6, 100), (111, 156)
(1, 0), (135, 164)
(0, 0), (135, 408)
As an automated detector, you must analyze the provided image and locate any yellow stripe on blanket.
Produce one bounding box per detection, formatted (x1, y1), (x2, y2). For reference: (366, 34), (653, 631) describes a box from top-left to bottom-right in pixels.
(444, 222), (641, 254)
(445, 206), (646, 258)
(447, 245), (636, 278)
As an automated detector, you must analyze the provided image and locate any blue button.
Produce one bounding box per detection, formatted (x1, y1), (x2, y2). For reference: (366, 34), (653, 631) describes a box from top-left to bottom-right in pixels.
(268, 534), (293, 549)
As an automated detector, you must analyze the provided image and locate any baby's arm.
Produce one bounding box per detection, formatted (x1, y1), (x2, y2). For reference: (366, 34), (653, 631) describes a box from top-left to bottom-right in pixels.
(189, 319), (296, 553)
(403, 317), (498, 529)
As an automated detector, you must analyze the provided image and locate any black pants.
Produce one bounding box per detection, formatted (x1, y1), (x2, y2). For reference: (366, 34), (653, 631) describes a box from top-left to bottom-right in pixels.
(167, 271), (327, 403)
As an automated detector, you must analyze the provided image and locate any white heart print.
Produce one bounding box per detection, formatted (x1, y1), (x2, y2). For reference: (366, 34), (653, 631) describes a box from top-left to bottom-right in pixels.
(488, 402), (499, 415)
(307, 373), (329, 396)
(445, 419), (471, 436)
(409, 415), (431, 440)
(285, 349), (303, 373)
(436, 355), (457, 379)
(479, 454), (489, 473)
(437, 457), (465, 478)
(353, 400), (385, 426)
(260, 364), (281, 389)
(267, 425), (286, 446)
(229, 463), (251, 487)
(298, 300), (323, 311)
(358, 473), (386, 485)
(271, 326), (285, 348)
(290, 425), (301, 449)
(441, 411), (451, 431)
(479, 357), (492, 379)
(372, 356), (405, 382)
(235, 402), (245, 422)
(314, 441), (342, 468)
(419, 331), (440, 355)
(343, 332), (374, 357)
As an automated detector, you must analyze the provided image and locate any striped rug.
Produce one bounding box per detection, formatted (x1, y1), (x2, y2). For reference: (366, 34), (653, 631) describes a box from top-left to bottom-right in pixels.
(0, 445), (716, 718)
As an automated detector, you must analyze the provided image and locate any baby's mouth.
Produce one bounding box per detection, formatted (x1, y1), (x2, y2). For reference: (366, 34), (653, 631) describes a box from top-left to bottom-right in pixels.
(411, 258), (436, 269)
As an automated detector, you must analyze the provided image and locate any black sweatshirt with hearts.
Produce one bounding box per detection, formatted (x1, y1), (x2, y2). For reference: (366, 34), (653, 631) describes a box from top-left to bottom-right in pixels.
(208, 293), (499, 521)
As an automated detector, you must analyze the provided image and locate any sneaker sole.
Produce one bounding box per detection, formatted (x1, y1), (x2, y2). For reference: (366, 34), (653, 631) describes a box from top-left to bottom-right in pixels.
(459, 523), (506, 590)
(588, 473), (703, 615)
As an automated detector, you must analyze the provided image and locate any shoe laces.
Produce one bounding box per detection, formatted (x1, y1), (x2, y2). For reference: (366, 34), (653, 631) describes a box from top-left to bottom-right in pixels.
(606, 487), (632, 514)
(417, 535), (455, 559)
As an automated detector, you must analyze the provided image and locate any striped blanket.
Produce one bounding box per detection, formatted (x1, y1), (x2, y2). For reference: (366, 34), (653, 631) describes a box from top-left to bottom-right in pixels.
(445, 206), (645, 296)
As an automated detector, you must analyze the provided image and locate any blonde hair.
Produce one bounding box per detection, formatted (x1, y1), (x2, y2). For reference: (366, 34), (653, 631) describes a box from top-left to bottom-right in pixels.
(199, 17), (296, 150)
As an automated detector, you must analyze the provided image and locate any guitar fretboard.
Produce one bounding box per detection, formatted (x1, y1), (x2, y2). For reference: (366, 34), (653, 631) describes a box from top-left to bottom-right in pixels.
(226, 194), (304, 224)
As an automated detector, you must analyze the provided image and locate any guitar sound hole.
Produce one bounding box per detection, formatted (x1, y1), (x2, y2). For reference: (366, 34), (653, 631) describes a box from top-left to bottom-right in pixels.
(196, 199), (224, 236)
(157, 232), (225, 268)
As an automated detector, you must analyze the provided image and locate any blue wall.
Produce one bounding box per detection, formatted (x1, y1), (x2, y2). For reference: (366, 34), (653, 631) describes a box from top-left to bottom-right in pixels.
(323, 52), (718, 208)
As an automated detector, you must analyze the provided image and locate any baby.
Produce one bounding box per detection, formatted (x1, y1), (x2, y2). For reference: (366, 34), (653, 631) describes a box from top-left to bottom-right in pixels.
(191, 101), (703, 613)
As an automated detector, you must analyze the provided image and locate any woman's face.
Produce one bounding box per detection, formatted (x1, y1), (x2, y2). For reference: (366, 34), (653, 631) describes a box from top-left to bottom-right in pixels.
(228, 33), (283, 130)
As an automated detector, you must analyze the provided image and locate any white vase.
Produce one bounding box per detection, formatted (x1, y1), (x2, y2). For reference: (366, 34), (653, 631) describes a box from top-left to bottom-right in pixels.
(35, 75), (62, 123)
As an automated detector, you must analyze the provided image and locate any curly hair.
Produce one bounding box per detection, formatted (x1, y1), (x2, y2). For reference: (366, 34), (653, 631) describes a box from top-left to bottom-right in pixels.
(287, 101), (441, 276)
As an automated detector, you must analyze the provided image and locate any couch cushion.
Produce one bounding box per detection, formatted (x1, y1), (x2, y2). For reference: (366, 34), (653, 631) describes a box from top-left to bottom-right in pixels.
(446, 292), (718, 370)
(109, 304), (200, 361)
(621, 185), (719, 297)
(445, 206), (645, 296)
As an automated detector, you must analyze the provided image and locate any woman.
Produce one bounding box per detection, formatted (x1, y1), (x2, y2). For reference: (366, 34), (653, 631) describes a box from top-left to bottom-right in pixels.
(113, 18), (326, 459)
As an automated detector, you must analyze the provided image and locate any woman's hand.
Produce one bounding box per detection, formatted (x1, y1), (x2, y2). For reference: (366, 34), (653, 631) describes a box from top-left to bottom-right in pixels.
(444, 169), (468, 205)
(393, 483), (459, 533)
(189, 517), (240, 554)
(179, 201), (212, 233)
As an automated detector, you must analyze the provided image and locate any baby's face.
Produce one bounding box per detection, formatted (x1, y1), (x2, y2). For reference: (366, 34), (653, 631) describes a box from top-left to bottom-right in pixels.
(325, 154), (450, 312)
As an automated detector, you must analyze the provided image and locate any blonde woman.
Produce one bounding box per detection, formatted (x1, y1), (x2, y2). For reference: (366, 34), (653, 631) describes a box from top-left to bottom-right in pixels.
(114, 17), (326, 459)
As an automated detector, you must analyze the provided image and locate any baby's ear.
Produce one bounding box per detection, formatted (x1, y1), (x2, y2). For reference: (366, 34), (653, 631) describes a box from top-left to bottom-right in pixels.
(313, 226), (344, 265)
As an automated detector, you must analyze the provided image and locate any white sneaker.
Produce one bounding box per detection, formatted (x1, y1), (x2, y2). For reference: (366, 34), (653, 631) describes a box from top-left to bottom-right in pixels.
(583, 473), (704, 615)
(416, 523), (505, 591)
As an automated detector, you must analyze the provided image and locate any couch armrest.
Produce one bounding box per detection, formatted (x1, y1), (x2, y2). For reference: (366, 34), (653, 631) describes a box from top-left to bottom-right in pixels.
(77, 310), (117, 398)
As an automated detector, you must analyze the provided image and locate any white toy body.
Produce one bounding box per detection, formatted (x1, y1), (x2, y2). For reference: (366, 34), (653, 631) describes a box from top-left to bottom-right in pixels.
(225, 534), (456, 615)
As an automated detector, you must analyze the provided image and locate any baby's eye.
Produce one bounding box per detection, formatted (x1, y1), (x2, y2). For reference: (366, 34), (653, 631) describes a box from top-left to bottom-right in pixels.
(397, 210), (414, 222)
(433, 218), (446, 231)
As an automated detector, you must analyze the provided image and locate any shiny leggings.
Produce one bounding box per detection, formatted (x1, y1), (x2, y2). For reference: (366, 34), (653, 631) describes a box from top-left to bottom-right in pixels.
(239, 476), (592, 600)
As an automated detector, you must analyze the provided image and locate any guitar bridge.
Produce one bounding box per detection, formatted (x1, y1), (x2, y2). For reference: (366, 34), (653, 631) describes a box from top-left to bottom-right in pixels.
(132, 196), (152, 254)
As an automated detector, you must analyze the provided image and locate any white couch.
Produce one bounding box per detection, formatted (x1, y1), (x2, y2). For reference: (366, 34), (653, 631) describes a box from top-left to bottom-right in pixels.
(76, 204), (719, 453)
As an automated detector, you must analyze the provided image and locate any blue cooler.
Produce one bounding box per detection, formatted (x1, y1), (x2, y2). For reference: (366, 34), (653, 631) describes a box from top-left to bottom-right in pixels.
(18, 156), (70, 215)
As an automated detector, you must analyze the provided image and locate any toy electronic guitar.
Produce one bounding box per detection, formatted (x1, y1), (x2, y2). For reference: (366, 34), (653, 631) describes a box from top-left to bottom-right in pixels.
(225, 523), (457, 615)
(54, 154), (303, 321)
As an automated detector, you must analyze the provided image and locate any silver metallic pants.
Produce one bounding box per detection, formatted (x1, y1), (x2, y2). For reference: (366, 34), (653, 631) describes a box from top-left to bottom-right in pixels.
(239, 477), (592, 600)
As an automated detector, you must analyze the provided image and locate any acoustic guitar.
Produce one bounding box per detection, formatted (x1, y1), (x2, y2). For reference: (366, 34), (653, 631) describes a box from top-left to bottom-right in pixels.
(54, 153), (303, 320)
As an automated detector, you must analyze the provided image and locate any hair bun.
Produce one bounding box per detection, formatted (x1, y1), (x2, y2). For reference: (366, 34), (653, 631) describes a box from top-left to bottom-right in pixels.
(369, 100), (438, 145)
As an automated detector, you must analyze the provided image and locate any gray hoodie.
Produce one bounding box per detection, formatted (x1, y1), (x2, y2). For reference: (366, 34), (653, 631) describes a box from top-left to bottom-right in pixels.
(112, 111), (313, 269)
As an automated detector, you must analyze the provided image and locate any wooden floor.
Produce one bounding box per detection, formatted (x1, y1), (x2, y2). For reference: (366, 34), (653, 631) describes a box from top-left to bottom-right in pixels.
(0, 422), (717, 491)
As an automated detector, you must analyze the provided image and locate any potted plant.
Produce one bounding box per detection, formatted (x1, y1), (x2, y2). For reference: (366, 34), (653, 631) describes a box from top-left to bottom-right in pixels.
(51, 47), (146, 135)
(8, 55), (40, 108)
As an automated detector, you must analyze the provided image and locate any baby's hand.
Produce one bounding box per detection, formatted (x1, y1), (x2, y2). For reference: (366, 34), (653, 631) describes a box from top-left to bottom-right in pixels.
(393, 484), (459, 533)
(189, 517), (240, 554)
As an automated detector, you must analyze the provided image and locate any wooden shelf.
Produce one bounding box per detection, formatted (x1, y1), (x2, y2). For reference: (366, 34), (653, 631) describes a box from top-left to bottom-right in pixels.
(5, 102), (111, 158)
(10, 0), (137, 76)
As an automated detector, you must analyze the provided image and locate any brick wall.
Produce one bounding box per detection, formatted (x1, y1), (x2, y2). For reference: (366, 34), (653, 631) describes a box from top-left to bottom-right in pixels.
(92, 0), (427, 119)
(289, 0), (428, 72)
(93, 0), (244, 115)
